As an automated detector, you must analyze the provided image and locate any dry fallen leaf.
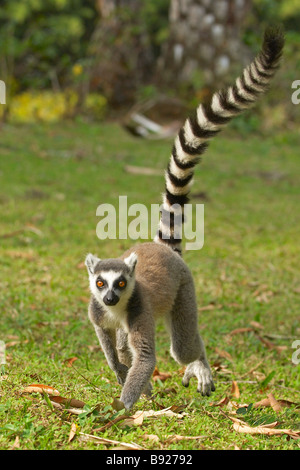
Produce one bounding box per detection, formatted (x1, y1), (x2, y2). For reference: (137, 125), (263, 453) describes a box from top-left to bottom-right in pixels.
(49, 397), (89, 415)
(64, 357), (78, 367)
(165, 434), (207, 444)
(232, 419), (300, 439)
(228, 327), (254, 336)
(256, 335), (287, 354)
(22, 384), (60, 396)
(253, 396), (299, 410)
(117, 405), (188, 426)
(143, 434), (160, 443)
(253, 398), (271, 408)
(276, 399), (300, 408)
(139, 406), (187, 419)
(199, 303), (222, 312)
(250, 321), (264, 330)
(215, 347), (233, 362)
(152, 366), (172, 382)
(11, 436), (20, 449)
(212, 360), (233, 375)
(224, 412), (300, 440)
(210, 396), (230, 407)
(120, 411), (145, 428)
(68, 423), (77, 443)
(267, 392), (282, 414)
(50, 395), (85, 409)
(231, 381), (240, 399)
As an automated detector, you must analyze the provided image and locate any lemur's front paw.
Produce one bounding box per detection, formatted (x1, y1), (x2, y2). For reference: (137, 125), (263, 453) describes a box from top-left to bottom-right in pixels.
(120, 383), (148, 410)
(182, 360), (215, 396)
(115, 363), (129, 386)
(119, 391), (135, 410)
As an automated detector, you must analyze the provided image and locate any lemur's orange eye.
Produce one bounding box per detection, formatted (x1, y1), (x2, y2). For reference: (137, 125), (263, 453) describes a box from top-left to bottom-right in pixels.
(97, 280), (104, 288)
(118, 280), (125, 288)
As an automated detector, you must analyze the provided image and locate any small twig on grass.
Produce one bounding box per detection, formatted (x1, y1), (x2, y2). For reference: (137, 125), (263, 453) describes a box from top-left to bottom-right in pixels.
(201, 408), (219, 420)
(0, 229), (26, 239)
(78, 432), (145, 450)
(276, 385), (300, 394)
(239, 360), (264, 379)
(217, 380), (258, 384)
(69, 363), (101, 392)
(0, 226), (43, 239)
(92, 414), (129, 433)
(263, 334), (298, 340)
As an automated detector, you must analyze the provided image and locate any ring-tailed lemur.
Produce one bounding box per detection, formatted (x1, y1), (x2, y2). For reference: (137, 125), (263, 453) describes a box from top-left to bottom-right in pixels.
(85, 27), (284, 410)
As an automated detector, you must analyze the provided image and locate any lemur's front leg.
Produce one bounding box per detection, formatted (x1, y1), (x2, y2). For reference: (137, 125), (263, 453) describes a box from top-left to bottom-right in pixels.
(120, 315), (156, 409)
(93, 325), (128, 385)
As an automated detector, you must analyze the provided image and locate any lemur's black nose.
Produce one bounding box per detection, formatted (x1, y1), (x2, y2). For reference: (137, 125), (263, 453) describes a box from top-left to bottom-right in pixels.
(103, 291), (119, 306)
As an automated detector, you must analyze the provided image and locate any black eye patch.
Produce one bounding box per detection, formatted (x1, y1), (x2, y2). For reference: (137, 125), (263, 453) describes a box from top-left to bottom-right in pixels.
(96, 278), (106, 289)
(113, 277), (127, 289)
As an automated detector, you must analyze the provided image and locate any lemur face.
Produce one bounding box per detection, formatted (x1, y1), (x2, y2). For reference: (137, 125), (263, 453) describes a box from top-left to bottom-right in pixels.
(85, 252), (137, 308)
(94, 271), (128, 306)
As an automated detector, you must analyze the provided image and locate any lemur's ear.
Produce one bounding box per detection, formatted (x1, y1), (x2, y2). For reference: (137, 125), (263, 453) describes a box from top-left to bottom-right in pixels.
(124, 252), (138, 275)
(85, 253), (100, 275)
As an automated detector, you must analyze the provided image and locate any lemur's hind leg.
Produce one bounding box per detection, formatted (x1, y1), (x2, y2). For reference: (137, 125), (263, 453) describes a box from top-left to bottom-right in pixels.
(168, 281), (215, 396)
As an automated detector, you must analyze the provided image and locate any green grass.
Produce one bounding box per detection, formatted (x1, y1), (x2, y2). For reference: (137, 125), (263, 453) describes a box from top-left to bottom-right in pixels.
(0, 120), (299, 450)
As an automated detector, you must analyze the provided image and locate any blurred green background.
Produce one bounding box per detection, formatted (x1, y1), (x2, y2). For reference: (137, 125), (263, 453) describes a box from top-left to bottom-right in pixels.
(0, 0), (299, 131)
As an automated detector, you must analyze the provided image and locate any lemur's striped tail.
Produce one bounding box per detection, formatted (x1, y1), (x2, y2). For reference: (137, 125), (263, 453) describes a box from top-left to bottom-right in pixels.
(154, 26), (284, 254)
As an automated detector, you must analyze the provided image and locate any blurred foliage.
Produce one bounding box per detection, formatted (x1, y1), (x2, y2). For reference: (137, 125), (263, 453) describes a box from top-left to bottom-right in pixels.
(0, 0), (170, 119)
(83, 93), (107, 120)
(0, 0), (169, 93)
(227, 0), (300, 134)
(139, 0), (170, 53)
(85, 0), (170, 109)
(253, 0), (300, 28)
(0, 0), (97, 91)
(0, 90), (107, 123)
(0, 0), (299, 129)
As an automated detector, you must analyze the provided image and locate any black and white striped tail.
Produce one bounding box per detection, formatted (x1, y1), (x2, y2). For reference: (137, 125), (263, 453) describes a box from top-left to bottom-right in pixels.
(154, 26), (284, 255)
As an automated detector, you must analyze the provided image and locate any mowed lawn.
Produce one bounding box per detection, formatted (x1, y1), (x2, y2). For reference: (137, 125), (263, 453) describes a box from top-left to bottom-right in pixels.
(0, 120), (299, 450)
